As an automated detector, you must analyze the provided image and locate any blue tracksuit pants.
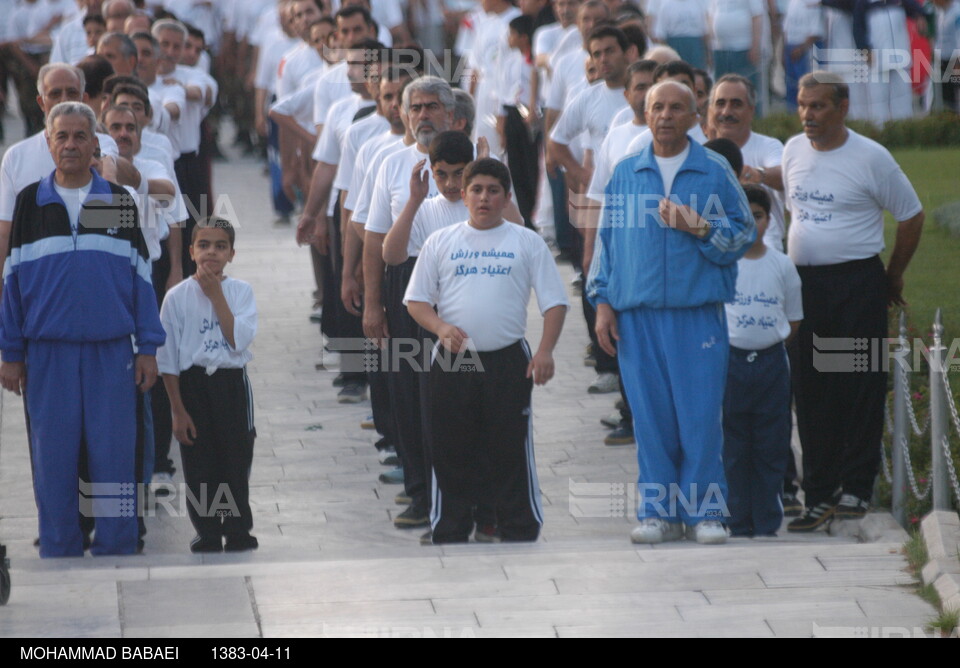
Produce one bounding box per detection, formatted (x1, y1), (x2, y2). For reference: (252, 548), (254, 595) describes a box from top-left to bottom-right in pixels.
(27, 338), (139, 557)
(617, 305), (729, 526)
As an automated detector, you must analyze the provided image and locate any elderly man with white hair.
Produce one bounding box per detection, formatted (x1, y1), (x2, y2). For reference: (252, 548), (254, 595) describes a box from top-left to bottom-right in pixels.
(587, 80), (755, 546)
(0, 101), (165, 558)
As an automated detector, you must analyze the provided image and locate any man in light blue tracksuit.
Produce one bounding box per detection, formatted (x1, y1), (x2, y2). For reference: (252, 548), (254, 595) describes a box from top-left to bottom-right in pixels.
(587, 81), (755, 545)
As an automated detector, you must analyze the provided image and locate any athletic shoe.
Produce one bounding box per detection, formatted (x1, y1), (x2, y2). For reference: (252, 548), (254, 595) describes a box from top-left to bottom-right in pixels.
(630, 518), (683, 544)
(834, 493), (869, 519)
(337, 383), (367, 404)
(273, 215), (291, 227)
(394, 492), (412, 505)
(332, 373), (347, 387)
(394, 506), (430, 529)
(379, 449), (400, 467)
(360, 415), (376, 430)
(151, 471), (174, 497)
(604, 425), (635, 446)
(189, 535), (223, 553)
(600, 411), (622, 429)
(473, 524), (501, 543)
(692, 520), (727, 545)
(787, 501), (836, 532)
(309, 307), (323, 323)
(583, 351), (597, 367)
(781, 492), (803, 517)
(224, 534), (259, 552)
(378, 467), (404, 484)
(588, 372), (619, 394)
(419, 530), (434, 545)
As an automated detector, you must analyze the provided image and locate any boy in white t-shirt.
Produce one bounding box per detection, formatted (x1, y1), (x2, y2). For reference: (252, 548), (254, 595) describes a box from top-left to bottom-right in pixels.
(405, 158), (569, 544)
(723, 185), (803, 537)
(158, 218), (259, 554)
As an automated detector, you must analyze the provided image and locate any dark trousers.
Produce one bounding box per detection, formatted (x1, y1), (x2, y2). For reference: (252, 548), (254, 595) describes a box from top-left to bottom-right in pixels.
(177, 366), (256, 539)
(151, 240), (175, 475)
(941, 59), (959, 114)
(429, 340), (542, 543)
(502, 105), (540, 230)
(174, 151), (207, 276)
(791, 256), (887, 507)
(723, 343), (792, 536)
(582, 290), (618, 374)
(384, 258), (429, 510)
(548, 169), (576, 255)
(323, 203), (365, 384)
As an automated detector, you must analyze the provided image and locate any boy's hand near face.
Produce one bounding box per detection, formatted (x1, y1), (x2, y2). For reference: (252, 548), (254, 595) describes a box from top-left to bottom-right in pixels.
(194, 261), (224, 299)
(409, 159), (430, 203)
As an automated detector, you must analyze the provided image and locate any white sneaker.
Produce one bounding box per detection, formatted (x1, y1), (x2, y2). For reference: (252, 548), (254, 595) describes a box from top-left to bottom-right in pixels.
(588, 372), (619, 394)
(630, 518), (683, 544)
(692, 520), (727, 545)
(151, 471), (174, 497)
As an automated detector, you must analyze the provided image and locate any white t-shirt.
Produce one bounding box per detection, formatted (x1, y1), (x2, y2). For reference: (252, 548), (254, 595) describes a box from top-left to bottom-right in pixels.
(738, 131), (786, 251)
(172, 65), (218, 154)
(550, 83), (629, 152)
(148, 79), (188, 155)
(49, 12), (87, 64)
(710, 0), (764, 51)
(270, 83), (318, 134)
(346, 133), (405, 216)
(0, 131), (119, 222)
(783, 130), (923, 266)
(404, 221), (569, 351)
(52, 182), (91, 232)
(935, 1), (960, 57)
(277, 42), (324, 101)
(334, 113), (390, 193)
(648, 0), (710, 40)
(587, 121), (646, 202)
(129, 156), (175, 261)
(365, 144), (438, 234)
(610, 105), (634, 129)
(545, 47), (588, 112)
(157, 276), (257, 374)
(312, 95), (373, 164)
(655, 144), (691, 195)
(405, 196), (468, 258)
(255, 29), (298, 96)
(783, 0), (823, 45)
(312, 61), (352, 129)
(726, 248), (803, 350)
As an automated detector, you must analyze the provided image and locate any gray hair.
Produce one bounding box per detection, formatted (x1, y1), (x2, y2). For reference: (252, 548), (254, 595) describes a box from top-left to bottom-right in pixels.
(452, 89), (475, 137)
(98, 32), (138, 59)
(711, 73), (757, 109)
(37, 63), (86, 98)
(401, 75), (454, 114)
(103, 0), (133, 17)
(799, 70), (849, 105)
(151, 18), (187, 40)
(646, 80), (697, 113)
(45, 101), (98, 137)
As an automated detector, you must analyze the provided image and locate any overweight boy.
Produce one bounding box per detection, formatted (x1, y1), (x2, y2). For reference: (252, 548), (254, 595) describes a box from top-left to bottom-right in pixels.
(723, 185), (803, 537)
(405, 158), (569, 544)
(157, 218), (259, 553)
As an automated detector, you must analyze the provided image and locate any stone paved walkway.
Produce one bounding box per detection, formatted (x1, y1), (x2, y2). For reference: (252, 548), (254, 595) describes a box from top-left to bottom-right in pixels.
(0, 135), (937, 638)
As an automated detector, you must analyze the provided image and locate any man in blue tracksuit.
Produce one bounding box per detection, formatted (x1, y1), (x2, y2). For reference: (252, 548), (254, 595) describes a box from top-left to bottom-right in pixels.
(587, 81), (755, 545)
(0, 102), (165, 558)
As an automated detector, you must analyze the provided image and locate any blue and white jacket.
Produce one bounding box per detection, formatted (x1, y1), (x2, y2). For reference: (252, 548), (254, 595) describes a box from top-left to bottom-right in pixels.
(0, 169), (165, 362)
(587, 139), (756, 311)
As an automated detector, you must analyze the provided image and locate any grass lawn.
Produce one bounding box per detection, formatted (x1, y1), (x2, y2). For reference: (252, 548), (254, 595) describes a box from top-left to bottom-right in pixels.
(883, 148), (960, 341)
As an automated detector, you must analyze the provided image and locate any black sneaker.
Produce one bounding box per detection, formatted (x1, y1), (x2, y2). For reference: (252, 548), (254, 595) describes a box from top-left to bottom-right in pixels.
(786, 501), (836, 532)
(224, 534), (259, 552)
(190, 535), (223, 553)
(604, 424), (635, 446)
(834, 494), (869, 519)
(394, 506), (430, 529)
(419, 529), (434, 545)
(781, 492), (803, 517)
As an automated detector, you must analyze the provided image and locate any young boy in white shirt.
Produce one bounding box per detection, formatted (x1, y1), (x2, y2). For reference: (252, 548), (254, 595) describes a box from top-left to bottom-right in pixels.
(157, 218), (259, 553)
(723, 185), (803, 537)
(405, 158), (569, 544)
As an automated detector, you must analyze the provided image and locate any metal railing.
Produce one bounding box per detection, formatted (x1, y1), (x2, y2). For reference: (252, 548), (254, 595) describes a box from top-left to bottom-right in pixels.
(882, 310), (960, 527)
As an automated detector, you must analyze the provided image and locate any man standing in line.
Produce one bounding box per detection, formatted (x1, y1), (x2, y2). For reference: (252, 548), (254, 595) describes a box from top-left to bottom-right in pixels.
(782, 71), (924, 531)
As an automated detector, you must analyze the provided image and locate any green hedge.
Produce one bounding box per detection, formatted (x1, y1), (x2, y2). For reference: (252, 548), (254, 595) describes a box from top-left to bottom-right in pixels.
(752, 112), (960, 147)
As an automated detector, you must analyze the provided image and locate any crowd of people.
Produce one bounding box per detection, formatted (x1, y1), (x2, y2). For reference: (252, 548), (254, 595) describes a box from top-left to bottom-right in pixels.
(0, 0), (950, 555)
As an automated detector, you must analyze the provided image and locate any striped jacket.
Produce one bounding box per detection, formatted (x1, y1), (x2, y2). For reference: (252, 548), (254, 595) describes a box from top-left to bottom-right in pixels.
(0, 169), (165, 362)
(587, 138), (756, 311)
